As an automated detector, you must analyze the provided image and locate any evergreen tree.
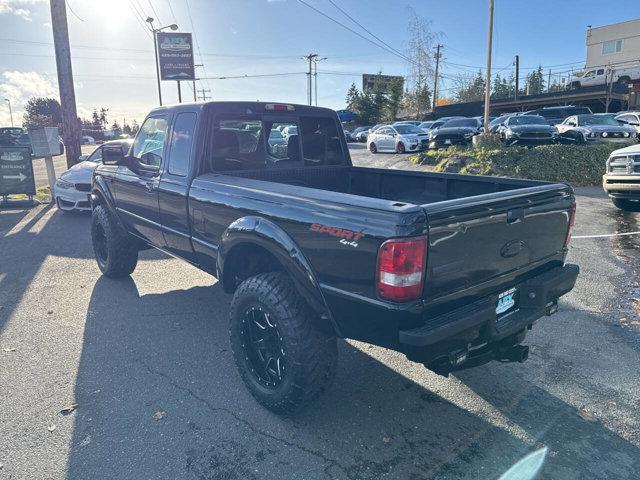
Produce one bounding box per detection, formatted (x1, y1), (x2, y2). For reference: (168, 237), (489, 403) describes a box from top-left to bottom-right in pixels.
(22, 97), (62, 131)
(345, 83), (360, 111)
(111, 121), (122, 138)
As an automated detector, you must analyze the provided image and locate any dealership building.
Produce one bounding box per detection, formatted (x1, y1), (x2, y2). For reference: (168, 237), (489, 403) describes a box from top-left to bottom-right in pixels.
(586, 18), (640, 69)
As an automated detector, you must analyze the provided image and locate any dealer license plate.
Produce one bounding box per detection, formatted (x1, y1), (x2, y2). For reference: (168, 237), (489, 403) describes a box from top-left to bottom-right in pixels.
(444, 139), (451, 145)
(496, 287), (517, 316)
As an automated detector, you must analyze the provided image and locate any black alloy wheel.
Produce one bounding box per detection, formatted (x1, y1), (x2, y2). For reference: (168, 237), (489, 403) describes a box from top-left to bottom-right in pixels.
(241, 306), (286, 388)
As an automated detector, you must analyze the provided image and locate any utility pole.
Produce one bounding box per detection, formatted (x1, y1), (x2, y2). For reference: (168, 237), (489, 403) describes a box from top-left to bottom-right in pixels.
(197, 88), (211, 101)
(432, 44), (442, 112)
(482, 0), (494, 133)
(547, 69), (551, 92)
(514, 55), (519, 101)
(313, 57), (327, 106)
(50, 0), (81, 168)
(303, 53), (318, 105)
(605, 68), (615, 112)
(193, 64), (203, 102)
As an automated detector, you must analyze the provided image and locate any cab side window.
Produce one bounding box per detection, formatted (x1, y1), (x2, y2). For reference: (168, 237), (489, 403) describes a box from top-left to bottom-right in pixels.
(132, 116), (167, 168)
(167, 112), (196, 176)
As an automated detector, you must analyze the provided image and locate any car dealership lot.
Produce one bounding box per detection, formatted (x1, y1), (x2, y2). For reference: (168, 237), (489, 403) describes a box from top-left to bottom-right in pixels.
(1, 156), (639, 479)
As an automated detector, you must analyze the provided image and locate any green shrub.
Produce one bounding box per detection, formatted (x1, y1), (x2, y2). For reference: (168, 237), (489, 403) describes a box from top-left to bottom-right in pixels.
(410, 143), (635, 186)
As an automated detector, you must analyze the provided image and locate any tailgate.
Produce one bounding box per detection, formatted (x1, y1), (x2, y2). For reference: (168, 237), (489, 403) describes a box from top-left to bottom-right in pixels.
(423, 184), (574, 304)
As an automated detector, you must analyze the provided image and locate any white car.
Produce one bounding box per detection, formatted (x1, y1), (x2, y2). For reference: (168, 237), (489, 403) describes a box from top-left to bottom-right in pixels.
(368, 124), (429, 154)
(54, 139), (132, 212)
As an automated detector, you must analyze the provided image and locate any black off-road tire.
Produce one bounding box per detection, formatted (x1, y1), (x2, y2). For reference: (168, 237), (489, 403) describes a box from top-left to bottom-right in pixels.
(612, 198), (640, 212)
(229, 272), (337, 415)
(91, 204), (138, 278)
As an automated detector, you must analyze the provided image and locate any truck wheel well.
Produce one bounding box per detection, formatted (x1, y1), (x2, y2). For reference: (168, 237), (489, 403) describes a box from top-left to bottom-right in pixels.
(222, 243), (284, 293)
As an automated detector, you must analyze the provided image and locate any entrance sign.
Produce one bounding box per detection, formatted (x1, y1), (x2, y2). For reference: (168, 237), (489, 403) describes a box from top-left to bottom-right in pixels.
(0, 146), (36, 196)
(157, 32), (195, 81)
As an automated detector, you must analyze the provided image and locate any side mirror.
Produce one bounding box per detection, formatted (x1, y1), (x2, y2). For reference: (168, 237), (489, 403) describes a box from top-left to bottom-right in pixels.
(102, 145), (125, 165)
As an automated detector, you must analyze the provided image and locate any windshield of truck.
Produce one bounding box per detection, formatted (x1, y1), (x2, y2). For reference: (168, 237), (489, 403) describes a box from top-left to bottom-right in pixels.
(509, 115), (547, 126)
(577, 114), (620, 126)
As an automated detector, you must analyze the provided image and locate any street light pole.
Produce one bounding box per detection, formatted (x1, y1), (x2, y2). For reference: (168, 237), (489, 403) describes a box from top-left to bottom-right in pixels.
(152, 28), (162, 106)
(3, 98), (13, 127)
(146, 18), (179, 107)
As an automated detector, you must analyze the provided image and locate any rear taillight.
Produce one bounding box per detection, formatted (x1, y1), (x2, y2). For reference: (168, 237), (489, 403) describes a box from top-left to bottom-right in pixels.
(376, 237), (427, 302)
(564, 202), (576, 247)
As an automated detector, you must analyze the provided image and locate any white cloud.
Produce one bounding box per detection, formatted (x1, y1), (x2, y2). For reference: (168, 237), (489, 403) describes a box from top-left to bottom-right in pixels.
(0, 0), (46, 21)
(0, 71), (58, 127)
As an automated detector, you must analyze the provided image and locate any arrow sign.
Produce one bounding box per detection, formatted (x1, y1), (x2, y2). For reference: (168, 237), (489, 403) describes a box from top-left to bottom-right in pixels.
(0, 146), (35, 196)
(3, 173), (27, 182)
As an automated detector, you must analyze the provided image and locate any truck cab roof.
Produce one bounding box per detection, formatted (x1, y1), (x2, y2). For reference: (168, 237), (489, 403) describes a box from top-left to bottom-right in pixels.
(147, 101), (338, 118)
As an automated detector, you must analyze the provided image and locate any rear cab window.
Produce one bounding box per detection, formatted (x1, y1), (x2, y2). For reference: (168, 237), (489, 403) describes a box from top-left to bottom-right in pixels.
(207, 108), (348, 172)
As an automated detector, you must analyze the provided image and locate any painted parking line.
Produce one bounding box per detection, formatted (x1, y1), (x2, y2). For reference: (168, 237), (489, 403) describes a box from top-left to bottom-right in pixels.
(573, 231), (640, 239)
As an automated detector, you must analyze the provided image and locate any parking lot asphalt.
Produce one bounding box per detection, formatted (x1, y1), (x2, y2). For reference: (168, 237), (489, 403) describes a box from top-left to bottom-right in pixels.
(1, 152), (639, 479)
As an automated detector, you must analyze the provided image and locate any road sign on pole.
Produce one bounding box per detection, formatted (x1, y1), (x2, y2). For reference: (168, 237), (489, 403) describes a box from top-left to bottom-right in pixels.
(0, 146), (36, 197)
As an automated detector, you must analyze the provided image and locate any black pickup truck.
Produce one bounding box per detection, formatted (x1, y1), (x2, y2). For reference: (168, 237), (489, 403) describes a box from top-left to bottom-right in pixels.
(91, 102), (579, 414)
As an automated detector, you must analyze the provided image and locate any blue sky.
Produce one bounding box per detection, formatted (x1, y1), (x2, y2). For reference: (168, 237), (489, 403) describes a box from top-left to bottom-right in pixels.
(0, 0), (638, 126)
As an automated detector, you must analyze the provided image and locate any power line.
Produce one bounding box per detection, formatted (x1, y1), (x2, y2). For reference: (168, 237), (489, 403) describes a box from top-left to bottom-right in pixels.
(200, 72), (305, 80)
(325, 0), (407, 60)
(147, 0), (162, 24)
(184, 0), (211, 92)
(295, 0), (414, 65)
(128, 1), (152, 39)
(166, 0), (178, 23)
(65, 0), (84, 22)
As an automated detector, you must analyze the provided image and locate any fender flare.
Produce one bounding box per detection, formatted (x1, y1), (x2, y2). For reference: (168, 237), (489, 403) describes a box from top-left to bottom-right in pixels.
(217, 216), (341, 336)
(91, 175), (125, 230)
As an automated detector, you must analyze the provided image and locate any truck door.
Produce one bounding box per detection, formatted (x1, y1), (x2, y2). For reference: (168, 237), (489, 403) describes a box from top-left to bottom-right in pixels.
(114, 115), (166, 246)
(158, 111), (198, 263)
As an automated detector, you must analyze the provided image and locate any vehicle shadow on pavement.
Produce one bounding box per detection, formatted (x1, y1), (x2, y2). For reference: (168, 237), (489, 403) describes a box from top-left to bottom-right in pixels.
(66, 275), (640, 480)
(0, 205), (86, 334)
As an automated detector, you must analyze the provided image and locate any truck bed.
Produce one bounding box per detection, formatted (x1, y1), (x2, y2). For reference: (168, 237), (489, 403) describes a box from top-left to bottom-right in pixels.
(227, 165), (539, 206)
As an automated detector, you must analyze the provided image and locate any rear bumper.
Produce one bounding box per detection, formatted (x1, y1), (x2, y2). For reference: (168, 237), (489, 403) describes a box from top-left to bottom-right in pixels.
(399, 264), (579, 349)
